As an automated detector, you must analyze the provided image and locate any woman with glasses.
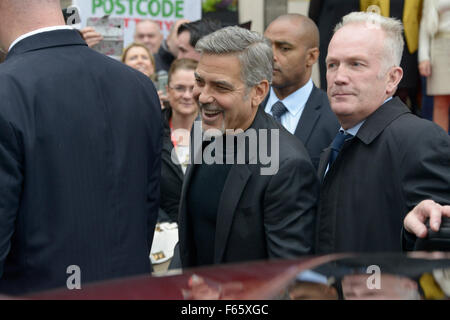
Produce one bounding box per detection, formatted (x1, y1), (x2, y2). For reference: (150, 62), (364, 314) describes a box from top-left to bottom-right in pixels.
(160, 58), (199, 223)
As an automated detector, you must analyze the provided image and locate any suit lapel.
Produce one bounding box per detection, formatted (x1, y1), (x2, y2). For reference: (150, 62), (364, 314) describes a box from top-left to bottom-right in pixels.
(318, 147), (332, 181)
(214, 164), (252, 263)
(177, 161), (196, 258)
(178, 123), (203, 264)
(294, 86), (321, 144)
(212, 109), (270, 263)
(178, 126), (203, 215)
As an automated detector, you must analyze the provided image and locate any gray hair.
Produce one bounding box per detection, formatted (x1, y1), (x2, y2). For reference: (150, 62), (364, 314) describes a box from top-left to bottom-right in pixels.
(195, 26), (273, 88)
(334, 12), (404, 72)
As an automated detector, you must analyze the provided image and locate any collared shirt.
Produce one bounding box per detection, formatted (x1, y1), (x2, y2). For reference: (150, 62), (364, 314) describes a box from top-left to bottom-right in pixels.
(265, 78), (314, 134)
(9, 25), (73, 52)
(324, 97), (393, 176)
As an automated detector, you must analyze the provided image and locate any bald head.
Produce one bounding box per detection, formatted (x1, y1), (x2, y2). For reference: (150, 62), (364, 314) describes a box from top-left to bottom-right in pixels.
(264, 14), (320, 99)
(0, 0), (64, 51)
(134, 20), (163, 54)
(269, 14), (319, 50)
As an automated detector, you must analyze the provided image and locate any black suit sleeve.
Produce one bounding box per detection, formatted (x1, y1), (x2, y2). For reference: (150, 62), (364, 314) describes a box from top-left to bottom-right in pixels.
(401, 124), (450, 211)
(146, 87), (163, 251)
(0, 114), (23, 278)
(401, 227), (417, 251)
(399, 123), (450, 249)
(263, 156), (319, 257)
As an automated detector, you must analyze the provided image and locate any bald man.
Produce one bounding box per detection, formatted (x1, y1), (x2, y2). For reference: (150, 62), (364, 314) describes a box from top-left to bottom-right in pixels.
(263, 14), (339, 170)
(134, 19), (163, 54)
(0, 0), (162, 294)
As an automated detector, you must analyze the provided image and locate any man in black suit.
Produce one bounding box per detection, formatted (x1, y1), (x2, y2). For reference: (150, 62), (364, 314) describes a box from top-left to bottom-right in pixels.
(263, 14), (339, 170)
(316, 12), (450, 253)
(178, 26), (319, 268)
(308, 0), (360, 90)
(0, 0), (162, 294)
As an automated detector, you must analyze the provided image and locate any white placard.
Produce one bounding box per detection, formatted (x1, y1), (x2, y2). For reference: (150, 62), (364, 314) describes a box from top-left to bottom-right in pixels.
(73, 0), (202, 48)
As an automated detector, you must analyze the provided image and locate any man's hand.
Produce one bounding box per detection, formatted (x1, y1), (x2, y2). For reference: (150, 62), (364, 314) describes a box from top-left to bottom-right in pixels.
(80, 27), (103, 48)
(404, 200), (450, 238)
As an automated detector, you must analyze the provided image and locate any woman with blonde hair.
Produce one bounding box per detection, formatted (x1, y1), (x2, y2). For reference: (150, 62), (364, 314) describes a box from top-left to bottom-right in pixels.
(121, 42), (156, 81)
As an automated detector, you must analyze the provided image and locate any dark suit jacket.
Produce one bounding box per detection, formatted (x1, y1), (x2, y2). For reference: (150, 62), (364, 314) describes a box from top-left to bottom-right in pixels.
(390, 0), (421, 90)
(0, 30), (162, 294)
(160, 108), (184, 223)
(154, 41), (175, 73)
(262, 85), (340, 170)
(308, 0), (360, 90)
(179, 108), (319, 268)
(316, 98), (450, 253)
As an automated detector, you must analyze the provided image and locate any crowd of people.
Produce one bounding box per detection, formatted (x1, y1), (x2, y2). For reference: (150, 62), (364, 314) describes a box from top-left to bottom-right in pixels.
(0, 0), (449, 296)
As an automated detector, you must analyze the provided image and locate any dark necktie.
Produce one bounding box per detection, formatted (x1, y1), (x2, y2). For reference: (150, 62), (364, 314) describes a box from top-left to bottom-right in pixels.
(271, 101), (288, 123)
(328, 131), (353, 167)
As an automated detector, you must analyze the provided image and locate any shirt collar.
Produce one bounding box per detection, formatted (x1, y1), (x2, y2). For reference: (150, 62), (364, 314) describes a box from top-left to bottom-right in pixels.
(266, 78), (314, 116)
(9, 25), (74, 52)
(340, 97), (394, 136)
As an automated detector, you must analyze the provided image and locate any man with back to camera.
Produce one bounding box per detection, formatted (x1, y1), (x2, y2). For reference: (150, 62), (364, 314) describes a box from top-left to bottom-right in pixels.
(316, 12), (450, 253)
(0, 0), (162, 295)
(263, 14), (339, 170)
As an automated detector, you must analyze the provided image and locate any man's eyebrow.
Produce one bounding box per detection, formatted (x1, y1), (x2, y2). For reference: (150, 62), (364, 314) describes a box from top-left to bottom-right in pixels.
(273, 40), (293, 47)
(194, 73), (234, 89)
(326, 55), (367, 62)
(212, 80), (234, 89)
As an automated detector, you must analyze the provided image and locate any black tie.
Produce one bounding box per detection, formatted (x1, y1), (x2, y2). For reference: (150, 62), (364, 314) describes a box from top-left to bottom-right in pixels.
(271, 101), (288, 123)
(329, 131), (353, 167)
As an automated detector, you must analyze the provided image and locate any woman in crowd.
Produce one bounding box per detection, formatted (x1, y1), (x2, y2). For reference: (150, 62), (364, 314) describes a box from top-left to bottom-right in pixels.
(419, 0), (450, 133)
(121, 42), (156, 82)
(160, 58), (199, 223)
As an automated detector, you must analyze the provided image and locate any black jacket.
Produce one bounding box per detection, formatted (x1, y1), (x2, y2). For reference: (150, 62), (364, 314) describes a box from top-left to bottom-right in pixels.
(0, 30), (162, 294)
(308, 0), (360, 90)
(316, 98), (450, 253)
(160, 108), (184, 223)
(179, 108), (320, 268)
(154, 41), (175, 73)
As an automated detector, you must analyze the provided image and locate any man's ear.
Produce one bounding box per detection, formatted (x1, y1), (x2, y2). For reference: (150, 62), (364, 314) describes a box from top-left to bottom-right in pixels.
(306, 47), (319, 68)
(252, 80), (270, 107)
(386, 66), (403, 96)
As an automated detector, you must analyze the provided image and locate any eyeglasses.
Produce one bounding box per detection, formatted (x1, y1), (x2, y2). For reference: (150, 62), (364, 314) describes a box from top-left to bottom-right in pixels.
(169, 85), (194, 94)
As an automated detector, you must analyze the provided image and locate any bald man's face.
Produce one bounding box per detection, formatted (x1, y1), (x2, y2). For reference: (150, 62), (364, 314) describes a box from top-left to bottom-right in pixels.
(134, 21), (163, 54)
(264, 19), (315, 96)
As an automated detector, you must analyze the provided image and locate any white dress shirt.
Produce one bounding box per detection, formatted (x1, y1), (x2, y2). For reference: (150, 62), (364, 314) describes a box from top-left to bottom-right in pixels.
(265, 78), (314, 134)
(9, 25), (73, 52)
